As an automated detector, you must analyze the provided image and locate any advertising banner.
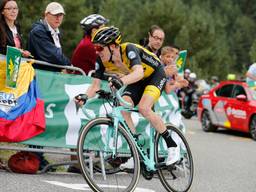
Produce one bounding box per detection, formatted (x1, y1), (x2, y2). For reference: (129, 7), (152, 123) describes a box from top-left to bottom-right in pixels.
(22, 70), (184, 149)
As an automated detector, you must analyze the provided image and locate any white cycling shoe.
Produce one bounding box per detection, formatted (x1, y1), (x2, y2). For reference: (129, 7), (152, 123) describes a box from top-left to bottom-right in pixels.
(166, 146), (180, 166)
(120, 157), (134, 170)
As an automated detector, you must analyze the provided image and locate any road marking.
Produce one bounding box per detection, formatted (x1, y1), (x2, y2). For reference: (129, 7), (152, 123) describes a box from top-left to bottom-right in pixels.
(187, 131), (196, 135)
(43, 180), (156, 192)
(229, 137), (252, 142)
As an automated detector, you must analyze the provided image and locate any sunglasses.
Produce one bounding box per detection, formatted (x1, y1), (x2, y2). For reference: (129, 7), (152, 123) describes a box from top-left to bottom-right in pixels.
(94, 45), (104, 52)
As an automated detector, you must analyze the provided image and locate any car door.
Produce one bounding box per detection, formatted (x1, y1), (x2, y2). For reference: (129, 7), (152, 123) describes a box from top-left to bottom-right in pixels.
(226, 84), (248, 131)
(213, 84), (235, 128)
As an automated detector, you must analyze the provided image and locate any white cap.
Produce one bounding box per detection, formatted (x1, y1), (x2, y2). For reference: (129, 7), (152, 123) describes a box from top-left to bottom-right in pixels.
(45, 2), (65, 15)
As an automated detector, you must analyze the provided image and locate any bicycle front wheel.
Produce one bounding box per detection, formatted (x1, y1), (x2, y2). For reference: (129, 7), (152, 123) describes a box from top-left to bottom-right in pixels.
(77, 117), (140, 192)
(155, 124), (194, 192)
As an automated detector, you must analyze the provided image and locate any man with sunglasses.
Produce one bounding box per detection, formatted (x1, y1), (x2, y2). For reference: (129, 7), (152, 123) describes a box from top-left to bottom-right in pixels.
(75, 26), (181, 169)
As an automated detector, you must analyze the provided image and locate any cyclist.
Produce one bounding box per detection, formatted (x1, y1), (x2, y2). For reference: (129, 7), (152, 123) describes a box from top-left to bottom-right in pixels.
(75, 26), (180, 169)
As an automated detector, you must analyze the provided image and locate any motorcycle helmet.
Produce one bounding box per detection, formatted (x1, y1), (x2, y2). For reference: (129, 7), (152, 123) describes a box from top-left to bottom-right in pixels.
(80, 14), (109, 32)
(189, 72), (197, 80)
(185, 69), (191, 74)
(92, 26), (122, 46)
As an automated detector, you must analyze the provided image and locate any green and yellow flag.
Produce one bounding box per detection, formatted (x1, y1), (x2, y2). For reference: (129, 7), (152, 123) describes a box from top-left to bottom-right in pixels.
(6, 46), (22, 88)
(176, 50), (187, 76)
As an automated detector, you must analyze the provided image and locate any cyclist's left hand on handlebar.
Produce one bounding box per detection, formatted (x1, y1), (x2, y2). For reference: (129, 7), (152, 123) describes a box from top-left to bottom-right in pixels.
(109, 76), (123, 90)
(74, 94), (88, 106)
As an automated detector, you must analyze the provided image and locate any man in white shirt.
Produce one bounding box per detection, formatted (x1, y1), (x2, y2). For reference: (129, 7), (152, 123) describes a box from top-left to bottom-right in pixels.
(246, 63), (256, 84)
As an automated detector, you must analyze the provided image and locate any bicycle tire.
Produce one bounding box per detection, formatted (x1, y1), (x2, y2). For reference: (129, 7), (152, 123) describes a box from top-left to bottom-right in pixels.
(155, 124), (194, 192)
(77, 117), (140, 192)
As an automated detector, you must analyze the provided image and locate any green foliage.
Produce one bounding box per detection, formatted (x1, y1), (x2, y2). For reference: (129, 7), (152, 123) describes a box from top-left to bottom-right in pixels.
(250, 40), (256, 62)
(16, 0), (256, 80)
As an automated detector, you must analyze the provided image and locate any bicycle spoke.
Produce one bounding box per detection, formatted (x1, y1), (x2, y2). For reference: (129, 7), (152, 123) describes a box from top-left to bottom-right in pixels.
(78, 118), (140, 192)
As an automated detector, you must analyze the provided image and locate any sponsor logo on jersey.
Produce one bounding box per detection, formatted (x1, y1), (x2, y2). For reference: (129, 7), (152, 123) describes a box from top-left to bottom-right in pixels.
(128, 51), (137, 60)
(141, 53), (159, 67)
(157, 78), (167, 90)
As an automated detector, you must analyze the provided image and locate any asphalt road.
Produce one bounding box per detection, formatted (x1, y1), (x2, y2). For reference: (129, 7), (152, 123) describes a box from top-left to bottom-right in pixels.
(1, 117), (256, 192)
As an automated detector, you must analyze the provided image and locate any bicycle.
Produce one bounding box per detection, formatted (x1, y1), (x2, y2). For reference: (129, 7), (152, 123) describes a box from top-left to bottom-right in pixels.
(77, 87), (194, 192)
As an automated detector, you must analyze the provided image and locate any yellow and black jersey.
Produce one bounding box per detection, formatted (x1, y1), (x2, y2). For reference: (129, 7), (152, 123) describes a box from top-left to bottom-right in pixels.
(94, 42), (163, 80)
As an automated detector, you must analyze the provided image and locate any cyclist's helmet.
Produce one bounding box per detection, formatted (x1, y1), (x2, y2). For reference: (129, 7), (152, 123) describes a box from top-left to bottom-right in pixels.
(80, 14), (109, 31)
(92, 26), (122, 46)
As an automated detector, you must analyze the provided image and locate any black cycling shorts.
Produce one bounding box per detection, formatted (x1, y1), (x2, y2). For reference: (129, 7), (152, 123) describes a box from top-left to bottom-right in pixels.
(122, 66), (167, 106)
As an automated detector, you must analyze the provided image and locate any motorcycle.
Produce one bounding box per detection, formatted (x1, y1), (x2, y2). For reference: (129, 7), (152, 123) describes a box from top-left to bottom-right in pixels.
(180, 91), (199, 119)
(179, 79), (210, 119)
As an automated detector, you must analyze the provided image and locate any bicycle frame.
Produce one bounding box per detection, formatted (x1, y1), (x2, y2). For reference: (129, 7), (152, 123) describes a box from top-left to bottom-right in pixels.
(105, 89), (157, 171)
(110, 105), (157, 171)
(81, 88), (168, 171)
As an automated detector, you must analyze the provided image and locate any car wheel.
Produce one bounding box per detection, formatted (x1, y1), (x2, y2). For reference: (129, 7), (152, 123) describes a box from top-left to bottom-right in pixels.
(201, 110), (217, 132)
(249, 115), (256, 140)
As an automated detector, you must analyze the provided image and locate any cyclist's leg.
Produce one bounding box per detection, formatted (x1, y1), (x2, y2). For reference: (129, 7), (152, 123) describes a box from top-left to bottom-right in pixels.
(121, 82), (145, 133)
(139, 67), (180, 165)
(140, 92), (180, 165)
(121, 95), (136, 133)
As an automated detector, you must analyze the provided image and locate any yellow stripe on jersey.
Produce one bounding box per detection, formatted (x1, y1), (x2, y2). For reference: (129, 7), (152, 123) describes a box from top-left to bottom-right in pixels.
(143, 85), (161, 103)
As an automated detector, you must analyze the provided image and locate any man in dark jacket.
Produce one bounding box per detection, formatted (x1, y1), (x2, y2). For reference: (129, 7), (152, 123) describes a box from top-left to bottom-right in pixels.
(27, 2), (70, 171)
(27, 2), (70, 72)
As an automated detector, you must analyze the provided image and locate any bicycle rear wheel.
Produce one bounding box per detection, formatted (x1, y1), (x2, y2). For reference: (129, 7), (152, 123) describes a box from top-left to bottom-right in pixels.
(155, 124), (194, 192)
(77, 117), (140, 192)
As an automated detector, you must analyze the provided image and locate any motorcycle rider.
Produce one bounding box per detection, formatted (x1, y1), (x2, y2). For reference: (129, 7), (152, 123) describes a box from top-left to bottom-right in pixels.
(185, 73), (198, 109)
(181, 72), (198, 115)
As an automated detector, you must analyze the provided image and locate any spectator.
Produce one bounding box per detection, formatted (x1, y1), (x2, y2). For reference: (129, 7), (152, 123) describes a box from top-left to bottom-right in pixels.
(27, 1), (70, 72)
(144, 25), (165, 57)
(71, 14), (109, 75)
(184, 68), (191, 80)
(246, 63), (256, 84)
(0, 0), (30, 56)
(28, 2), (70, 171)
(160, 46), (188, 94)
(68, 14), (109, 173)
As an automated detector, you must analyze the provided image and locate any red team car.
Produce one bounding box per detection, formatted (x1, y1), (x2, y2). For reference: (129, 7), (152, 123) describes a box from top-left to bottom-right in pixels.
(197, 80), (256, 140)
